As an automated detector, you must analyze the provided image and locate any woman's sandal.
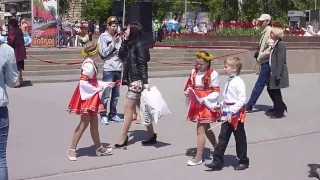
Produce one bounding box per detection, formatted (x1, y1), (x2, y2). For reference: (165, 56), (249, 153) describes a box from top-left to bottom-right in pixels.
(96, 146), (113, 156)
(67, 149), (77, 161)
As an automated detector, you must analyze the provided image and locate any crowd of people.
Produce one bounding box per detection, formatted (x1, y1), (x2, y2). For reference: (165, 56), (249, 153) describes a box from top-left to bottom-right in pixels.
(64, 13), (290, 169)
(8, 12), (320, 180)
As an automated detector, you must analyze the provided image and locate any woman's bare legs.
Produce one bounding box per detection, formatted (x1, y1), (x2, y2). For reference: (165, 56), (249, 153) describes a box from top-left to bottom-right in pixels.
(135, 106), (141, 124)
(205, 124), (218, 148)
(68, 114), (91, 157)
(15, 70), (22, 86)
(90, 115), (108, 152)
(19, 70), (23, 84)
(132, 106), (140, 124)
(117, 98), (136, 144)
(192, 123), (207, 163)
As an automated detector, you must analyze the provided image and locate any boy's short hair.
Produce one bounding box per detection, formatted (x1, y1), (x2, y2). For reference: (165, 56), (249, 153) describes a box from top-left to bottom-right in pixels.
(224, 57), (242, 75)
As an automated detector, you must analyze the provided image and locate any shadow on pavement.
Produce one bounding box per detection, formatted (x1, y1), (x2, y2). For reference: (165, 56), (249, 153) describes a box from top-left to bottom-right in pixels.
(186, 147), (213, 160)
(248, 104), (273, 113)
(22, 80), (33, 87)
(128, 130), (171, 148)
(185, 148), (238, 168)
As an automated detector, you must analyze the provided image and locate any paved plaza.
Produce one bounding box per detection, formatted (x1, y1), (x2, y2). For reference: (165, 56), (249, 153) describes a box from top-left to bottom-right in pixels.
(6, 73), (320, 180)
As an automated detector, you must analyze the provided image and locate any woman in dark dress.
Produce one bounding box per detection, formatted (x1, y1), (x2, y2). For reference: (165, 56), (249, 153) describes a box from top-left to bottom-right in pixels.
(115, 22), (157, 147)
(7, 18), (27, 87)
(267, 27), (289, 118)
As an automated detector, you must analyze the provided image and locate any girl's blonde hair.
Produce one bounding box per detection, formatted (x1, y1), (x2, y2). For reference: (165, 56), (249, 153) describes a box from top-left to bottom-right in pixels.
(224, 57), (242, 75)
(81, 41), (100, 57)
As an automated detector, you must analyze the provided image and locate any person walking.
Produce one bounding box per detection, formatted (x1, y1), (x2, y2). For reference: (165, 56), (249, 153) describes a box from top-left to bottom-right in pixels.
(246, 14), (274, 112)
(267, 27), (289, 118)
(7, 18), (26, 88)
(0, 43), (18, 180)
(115, 22), (157, 147)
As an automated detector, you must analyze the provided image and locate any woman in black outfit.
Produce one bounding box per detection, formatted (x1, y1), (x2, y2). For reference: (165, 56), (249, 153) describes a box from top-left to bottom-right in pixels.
(267, 27), (289, 119)
(115, 22), (157, 147)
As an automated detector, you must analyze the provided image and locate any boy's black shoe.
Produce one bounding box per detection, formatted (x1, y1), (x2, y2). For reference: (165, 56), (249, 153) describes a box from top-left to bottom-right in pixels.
(234, 164), (249, 171)
(246, 104), (253, 113)
(204, 161), (223, 171)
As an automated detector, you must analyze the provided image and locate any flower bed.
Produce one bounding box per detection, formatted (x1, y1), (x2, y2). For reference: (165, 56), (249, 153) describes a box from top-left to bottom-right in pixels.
(163, 21), (306, 43)
(33, 27), (58, 45)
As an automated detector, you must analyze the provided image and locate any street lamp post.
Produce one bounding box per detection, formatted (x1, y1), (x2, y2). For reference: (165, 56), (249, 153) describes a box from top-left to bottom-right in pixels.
(184, 0), (187, 25)
(122, 0), (126, 28)
(315, 0), (317, 10)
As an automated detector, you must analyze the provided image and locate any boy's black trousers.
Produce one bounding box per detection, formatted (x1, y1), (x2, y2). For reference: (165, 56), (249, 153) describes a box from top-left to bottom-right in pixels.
(212, 121), (249, 165)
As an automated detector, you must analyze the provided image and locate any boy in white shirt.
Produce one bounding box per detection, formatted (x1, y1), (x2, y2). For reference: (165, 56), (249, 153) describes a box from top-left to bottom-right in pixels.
(205, 57), (249, 171)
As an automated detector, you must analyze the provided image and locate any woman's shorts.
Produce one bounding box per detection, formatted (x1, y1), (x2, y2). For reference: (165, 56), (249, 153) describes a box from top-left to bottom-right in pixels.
(17, 61), (24, 71)
(126, 80), (142, 100)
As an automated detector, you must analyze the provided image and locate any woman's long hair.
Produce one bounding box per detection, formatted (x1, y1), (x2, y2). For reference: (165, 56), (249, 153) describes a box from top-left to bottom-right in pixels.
(128, 22), (143, 45)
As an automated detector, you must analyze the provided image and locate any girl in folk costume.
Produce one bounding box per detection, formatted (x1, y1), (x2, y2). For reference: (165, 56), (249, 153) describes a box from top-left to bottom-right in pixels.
(184, 51), (219, 166)
(205, 57), (249, 171)
(67, 42), (115, 161)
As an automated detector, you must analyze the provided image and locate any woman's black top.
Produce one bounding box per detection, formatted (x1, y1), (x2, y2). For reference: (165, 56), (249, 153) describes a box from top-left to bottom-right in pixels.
(119, 37), (150, 85)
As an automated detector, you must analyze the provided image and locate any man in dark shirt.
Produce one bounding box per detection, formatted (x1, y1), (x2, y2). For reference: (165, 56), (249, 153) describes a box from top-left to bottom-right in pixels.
(87, 19), (95, 41)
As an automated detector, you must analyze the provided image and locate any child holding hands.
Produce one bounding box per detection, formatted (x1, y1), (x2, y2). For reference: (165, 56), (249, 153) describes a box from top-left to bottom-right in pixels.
(205, 57), (249, 171)
(184, 51), (220, 166)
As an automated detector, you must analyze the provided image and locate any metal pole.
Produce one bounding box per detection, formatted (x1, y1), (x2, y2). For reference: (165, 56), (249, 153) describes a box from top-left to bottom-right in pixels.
(315, 0), (317, 10)
(31, 0), (34, 47)
(184, 0), (187, 26)
(122, 0), (126, 28)
(57, 0), (59, 47)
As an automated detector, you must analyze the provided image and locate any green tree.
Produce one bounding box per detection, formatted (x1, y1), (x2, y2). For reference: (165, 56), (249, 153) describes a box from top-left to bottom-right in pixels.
(83, 0), (114, 22)
(59, 0), (73, 16)
(206, 0), (224, 23)
(292, 0), (320, 10)
(152, 0), (173, 21)
(241, 0), (262, 21)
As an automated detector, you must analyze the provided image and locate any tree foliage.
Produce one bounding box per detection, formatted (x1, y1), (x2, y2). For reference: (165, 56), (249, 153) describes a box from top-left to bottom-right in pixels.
(58, 0), (72, 16)
(82, 0), (114, 21)
(151, 0), (320, 26)
(59, 0), (320, 26)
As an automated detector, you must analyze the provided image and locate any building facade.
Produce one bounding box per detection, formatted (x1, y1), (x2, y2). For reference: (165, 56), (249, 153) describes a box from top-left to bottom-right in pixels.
(0, 0), (30, 20)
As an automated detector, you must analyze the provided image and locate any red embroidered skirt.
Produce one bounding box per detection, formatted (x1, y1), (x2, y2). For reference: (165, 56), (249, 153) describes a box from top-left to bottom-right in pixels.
(187, 89), (219, 123)
(67, 84), (105, 115)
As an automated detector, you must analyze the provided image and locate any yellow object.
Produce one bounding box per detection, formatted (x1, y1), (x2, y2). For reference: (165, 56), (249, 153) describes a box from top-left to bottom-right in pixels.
(195, 51), (213, 61)
(82, 44), (100, 57)
(81, 36), (88, 43)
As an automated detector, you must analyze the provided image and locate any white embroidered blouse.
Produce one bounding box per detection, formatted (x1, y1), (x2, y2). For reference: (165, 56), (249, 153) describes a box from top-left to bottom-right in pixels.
(187, 69), (220, 112)
(219, 76), (246, 114)
(79, 58), (100, 100)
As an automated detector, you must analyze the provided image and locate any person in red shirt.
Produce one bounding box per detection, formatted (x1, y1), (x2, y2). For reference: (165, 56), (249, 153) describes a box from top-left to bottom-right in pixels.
(7, 18), (26, 88)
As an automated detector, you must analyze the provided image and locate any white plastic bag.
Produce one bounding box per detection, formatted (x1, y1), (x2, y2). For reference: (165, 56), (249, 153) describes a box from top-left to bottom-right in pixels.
(139, 86), (171, 126)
